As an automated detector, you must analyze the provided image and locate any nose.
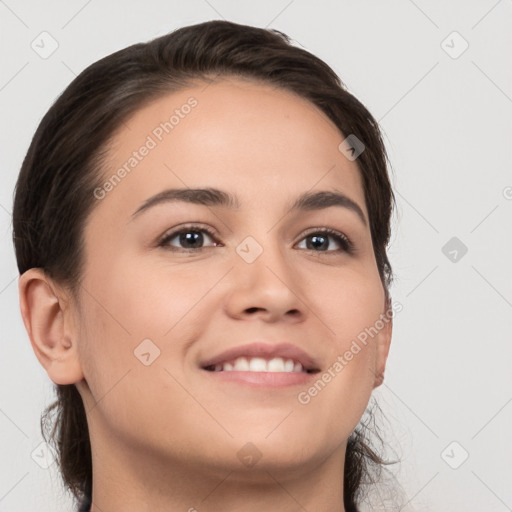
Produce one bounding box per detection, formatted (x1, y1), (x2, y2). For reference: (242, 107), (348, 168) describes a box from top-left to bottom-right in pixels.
(223, 237), (306, 323)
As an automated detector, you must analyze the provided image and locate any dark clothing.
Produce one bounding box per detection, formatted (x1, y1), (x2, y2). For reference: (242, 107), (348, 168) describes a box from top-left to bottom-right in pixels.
(77, 493), (92, 512)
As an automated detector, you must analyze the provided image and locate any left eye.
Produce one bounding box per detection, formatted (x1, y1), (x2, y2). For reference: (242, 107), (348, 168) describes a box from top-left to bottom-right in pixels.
(296, 230), (352, 252)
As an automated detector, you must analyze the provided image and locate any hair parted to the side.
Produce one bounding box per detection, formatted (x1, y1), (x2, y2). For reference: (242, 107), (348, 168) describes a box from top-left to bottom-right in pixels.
(13, 20), (396, 512)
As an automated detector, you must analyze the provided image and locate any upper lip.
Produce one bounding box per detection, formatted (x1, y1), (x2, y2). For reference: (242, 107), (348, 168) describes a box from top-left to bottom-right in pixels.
(199, 342), (321, 372)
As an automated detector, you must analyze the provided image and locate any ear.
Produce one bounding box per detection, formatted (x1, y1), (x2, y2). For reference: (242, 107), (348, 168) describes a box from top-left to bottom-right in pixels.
(18, 268), (84, 385)
(373, 298), (393, 388)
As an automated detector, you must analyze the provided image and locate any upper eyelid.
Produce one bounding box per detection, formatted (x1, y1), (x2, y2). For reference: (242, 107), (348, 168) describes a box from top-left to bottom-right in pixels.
(160, 224), (347, 238)
(160, 224), (218, 239)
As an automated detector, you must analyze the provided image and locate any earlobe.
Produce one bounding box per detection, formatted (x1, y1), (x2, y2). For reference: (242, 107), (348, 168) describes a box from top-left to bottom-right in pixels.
(373, 302), (393, 389)
(18, 268), (84, 385)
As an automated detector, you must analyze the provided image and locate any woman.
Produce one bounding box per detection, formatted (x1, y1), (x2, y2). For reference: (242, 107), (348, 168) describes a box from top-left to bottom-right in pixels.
(13, 20), (398, 512)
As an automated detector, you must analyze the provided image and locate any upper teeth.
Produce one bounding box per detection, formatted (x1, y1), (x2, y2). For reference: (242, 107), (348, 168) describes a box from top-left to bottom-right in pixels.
(212, 357), (305, 373)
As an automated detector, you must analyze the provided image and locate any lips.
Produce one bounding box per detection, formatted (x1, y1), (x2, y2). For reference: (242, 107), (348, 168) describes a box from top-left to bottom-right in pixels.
(199, 342), (321, 373)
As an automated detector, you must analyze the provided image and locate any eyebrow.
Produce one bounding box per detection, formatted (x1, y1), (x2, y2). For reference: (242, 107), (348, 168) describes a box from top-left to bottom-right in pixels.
(130, 187), (367, 226)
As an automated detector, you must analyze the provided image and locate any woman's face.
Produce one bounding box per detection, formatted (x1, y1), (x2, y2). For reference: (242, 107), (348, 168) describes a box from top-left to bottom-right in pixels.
(72, 77), (392, 477)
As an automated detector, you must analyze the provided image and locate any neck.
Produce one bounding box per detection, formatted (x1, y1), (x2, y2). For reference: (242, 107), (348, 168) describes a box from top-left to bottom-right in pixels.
(87, 429), (347, 512)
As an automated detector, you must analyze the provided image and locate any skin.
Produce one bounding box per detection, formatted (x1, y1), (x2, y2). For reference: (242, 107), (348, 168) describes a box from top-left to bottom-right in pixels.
(19, 77), (392, 512)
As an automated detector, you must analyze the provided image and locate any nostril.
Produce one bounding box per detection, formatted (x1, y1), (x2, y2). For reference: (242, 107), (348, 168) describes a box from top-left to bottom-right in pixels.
(246, 307), (262, 313)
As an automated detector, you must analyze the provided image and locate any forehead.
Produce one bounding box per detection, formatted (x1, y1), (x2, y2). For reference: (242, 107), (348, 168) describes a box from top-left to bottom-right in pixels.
(95, 77), (366, 221)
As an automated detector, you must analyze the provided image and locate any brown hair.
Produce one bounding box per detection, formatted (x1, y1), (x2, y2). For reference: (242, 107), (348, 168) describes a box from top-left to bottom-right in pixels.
(12, 20), (396, 511)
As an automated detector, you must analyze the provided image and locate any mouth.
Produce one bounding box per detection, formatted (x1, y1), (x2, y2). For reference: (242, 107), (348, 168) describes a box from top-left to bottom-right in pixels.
(202, 356), (319, 374)
(199, 342), (321, 388)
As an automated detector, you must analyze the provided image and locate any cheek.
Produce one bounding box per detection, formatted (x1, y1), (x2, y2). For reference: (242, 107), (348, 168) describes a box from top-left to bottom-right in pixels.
(296, 321), (379, 443)
(302, 269), (383, 408)
(75, 292), (132, 398)
(307, 264), (385, 345)
(111, 256), (217, 336)
(77, 257), (219, 408)
(85, 254), (208, 347)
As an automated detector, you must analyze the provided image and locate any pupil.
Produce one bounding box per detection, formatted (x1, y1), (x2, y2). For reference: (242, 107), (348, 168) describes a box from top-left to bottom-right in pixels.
(308, 235), (327, 251)
(180, 232), (202, 248)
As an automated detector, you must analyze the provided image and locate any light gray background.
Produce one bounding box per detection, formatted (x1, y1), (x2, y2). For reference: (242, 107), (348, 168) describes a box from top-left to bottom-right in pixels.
(1, 1), (511, 511)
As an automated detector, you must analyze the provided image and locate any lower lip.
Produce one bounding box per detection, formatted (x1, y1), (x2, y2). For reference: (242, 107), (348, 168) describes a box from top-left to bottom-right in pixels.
(201, 369), (317, 388)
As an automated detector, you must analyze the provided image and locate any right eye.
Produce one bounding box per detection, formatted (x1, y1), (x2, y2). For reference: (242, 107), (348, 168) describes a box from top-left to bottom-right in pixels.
(158, 225), (221, 252)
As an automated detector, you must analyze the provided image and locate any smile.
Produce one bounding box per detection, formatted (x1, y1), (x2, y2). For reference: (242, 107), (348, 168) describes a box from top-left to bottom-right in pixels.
(203, 356), (316, 373)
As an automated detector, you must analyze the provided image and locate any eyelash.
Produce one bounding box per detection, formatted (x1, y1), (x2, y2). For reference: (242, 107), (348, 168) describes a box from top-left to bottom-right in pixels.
(158, 224), (355, 255)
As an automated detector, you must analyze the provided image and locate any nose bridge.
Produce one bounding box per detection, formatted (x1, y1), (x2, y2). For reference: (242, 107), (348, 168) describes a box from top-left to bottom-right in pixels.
(226, 229), (303, 319)
(234, 230), (289, 282)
